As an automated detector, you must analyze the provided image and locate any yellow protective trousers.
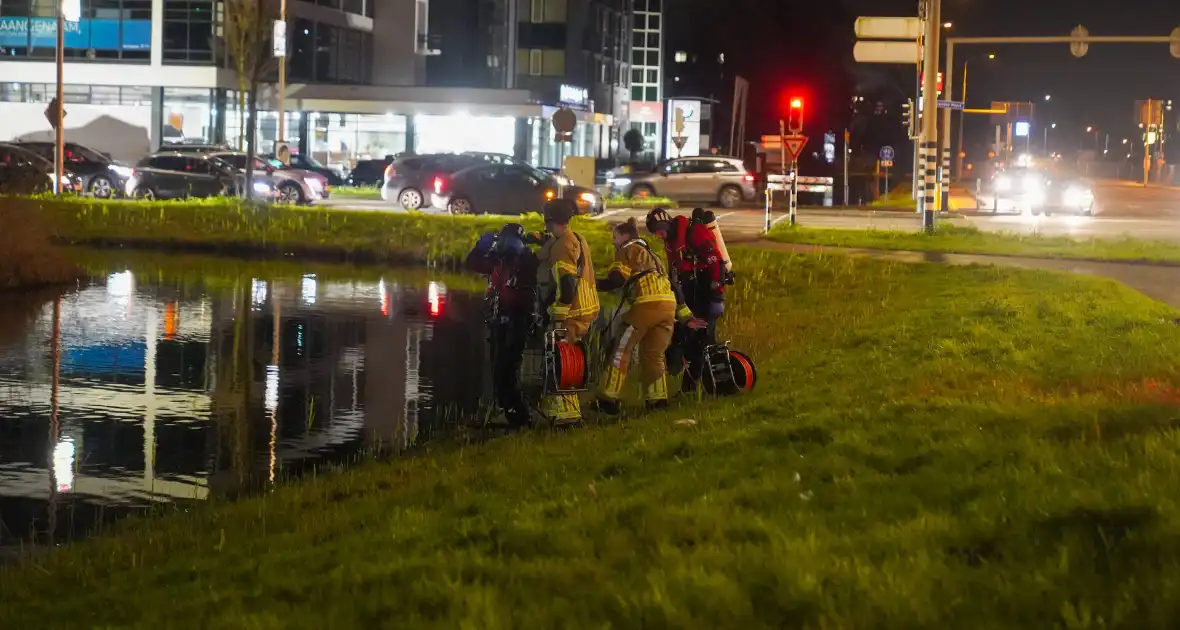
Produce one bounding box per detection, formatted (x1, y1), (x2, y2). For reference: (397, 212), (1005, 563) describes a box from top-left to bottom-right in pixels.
(600, 301), (676, 403)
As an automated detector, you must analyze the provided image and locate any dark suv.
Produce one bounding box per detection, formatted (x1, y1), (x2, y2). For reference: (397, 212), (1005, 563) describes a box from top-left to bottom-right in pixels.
(381, 153), (520, 210)
(126, 152), (276, 200)
(18, 141), (131, 198)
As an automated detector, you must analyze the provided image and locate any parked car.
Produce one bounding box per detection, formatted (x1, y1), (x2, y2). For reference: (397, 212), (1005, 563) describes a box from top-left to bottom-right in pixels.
(17, 141), (131, 198)
(607, 156), (757, 208)
(126, 152), (277, 200)
(158, 142), (233, 154)
(0, 142), (79, 193)
(348, 156), (394, 187)
(430, 163), (603, 216)
(269, 152), (345, 187)
(207, 151), (329, 205)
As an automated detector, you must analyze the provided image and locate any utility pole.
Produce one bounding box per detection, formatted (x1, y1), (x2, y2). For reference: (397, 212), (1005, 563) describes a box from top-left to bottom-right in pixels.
(940, 26), (953, 215)
(54, 0), (66, 195)
(919, 0), (941, 231)
(276, 0), (288, 154)
(843, 128), (850, 206)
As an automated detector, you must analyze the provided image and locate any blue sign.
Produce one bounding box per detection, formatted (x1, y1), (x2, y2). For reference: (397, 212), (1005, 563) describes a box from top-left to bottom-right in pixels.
(0, 18), (151, 51)
(1014, 121), (1030, 137)
(879, 145), (895, 161)
(937, 100), (964, 110)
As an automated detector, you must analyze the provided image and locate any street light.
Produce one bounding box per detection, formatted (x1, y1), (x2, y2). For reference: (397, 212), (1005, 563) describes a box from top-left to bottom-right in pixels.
(1086, 126), (1093, 132)
(1044, 94), (1051, 101)
(988, 53), (996, 59)
(1123, 138), (1129, 144)
(943, 21), (953, 28)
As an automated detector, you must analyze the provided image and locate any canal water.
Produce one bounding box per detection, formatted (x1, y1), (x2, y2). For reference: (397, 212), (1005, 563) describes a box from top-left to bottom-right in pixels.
(0, 252), (488, 550)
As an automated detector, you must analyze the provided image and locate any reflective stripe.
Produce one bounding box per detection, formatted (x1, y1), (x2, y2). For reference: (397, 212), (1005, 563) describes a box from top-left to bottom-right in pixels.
(644, 374), (668, 402)
(553, 260), (577, 276)
(608, 262), (633, 278)
(612, 325), (635, 369)
(632, 294), (677, 305)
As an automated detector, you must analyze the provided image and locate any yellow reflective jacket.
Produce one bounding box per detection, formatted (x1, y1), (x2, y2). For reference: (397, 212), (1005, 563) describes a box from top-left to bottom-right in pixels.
(537, 230), (600, 320)
(604, 239), (677, 306)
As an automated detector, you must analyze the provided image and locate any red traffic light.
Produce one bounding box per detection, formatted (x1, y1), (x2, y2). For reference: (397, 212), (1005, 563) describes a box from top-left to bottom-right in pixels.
(790, 98), (803, 109)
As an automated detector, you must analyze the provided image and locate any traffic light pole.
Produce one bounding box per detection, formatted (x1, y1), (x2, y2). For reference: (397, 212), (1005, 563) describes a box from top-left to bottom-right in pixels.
(919, 0), (941, 231)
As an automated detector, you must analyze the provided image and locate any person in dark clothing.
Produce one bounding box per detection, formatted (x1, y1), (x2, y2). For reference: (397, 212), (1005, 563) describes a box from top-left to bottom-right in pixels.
(645, 207), (728, 393)
(465, 223), (539, 428)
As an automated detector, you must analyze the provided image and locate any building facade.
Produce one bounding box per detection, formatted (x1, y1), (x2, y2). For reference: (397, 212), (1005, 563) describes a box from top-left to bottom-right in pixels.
(626, 0), (661, 161)
(0, 0), (632, 171)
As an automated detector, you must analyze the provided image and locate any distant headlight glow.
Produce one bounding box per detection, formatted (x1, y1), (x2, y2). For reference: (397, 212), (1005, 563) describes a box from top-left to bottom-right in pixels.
(579, 191), (598, 204)
(1063, 185), (1093, 208)
(995, 175), (1011, 192)
(253, 181), (272, 194)
(110, 165), (133, 177)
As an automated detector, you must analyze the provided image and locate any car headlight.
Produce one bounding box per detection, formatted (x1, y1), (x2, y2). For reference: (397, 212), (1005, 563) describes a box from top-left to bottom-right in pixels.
(995, 176), (1011, 192)
(110, 165), (133, 177)
(578, 191), (598, 205)
(1023, 175), (1042, 192)
(1063, 186), (1093, 207)
(305, 177), (323, 191)
(253, 181), (272, 194)
(609, 177), (631, 187)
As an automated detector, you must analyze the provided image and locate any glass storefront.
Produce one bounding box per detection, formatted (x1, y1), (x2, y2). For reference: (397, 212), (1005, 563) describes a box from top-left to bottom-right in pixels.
(414, 114), (516, 156)
(309, 113), (408, 173)
(530, 118), (600, 169)
(162, 87), (214, 144)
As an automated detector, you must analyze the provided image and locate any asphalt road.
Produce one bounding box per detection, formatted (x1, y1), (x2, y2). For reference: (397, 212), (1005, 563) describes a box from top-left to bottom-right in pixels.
(321, 179), (1180, 240)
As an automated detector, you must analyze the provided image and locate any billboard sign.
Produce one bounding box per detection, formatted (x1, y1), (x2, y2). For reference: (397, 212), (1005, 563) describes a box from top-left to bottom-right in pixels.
(665, 99), (701, 157)
(0, 18), (151, 51)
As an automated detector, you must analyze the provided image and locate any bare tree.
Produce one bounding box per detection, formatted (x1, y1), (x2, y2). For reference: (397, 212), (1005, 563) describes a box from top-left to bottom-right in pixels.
(221, 0), (278, 199)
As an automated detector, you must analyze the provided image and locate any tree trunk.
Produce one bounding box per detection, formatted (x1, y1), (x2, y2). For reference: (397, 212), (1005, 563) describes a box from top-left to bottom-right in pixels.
(244, 80), (258, 199)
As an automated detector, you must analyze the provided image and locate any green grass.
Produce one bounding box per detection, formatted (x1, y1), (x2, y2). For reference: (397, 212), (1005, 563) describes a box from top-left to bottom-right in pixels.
(605, 195), (678, 209)
(7, 244), (1180, 627)
(330, 185), (381, 198)
(770, 223), (1180, 264)
(871, 182), (918, 210)
(13, 196), (617, 265)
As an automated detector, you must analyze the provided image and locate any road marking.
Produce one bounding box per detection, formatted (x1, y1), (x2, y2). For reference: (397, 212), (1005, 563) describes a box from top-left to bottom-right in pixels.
(770, 212), (792, 227)
(712, 212), (736, 222)
(591, 209), (627, 221)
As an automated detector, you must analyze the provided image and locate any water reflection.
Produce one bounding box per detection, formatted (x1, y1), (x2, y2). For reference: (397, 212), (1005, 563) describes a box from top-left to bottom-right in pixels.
(0, 262), (486, 548)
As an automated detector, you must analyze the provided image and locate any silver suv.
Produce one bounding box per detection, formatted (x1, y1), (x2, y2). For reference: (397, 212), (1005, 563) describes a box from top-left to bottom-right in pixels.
(609, 156), (756, 208)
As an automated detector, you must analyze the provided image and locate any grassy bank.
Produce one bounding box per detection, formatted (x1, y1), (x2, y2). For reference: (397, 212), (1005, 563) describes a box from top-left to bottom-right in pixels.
(20, 196), (617, 265)
(0, 201), (83, 289)
(330, 185), (381, 198)
(771, 223), (1180, 264)
(8, 242), (1180, 627)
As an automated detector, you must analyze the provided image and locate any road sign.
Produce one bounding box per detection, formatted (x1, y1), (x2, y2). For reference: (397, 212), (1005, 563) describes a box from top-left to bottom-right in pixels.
(853, 40), (919, 64)
(783, 135), (808, 162)
(937, 100), (964, 110)
(761, 135), (782, 150)
(44, 97), (65, 129)
(273, 20), (287, 57)
(552, 108), (576, 142)
(879, 145), (895, 161)
(854, 17), (921, 40)
(881, 160), (894, 168)
(672, 136), (687, 150)
(1071, 25), (1089, 58)
(1172, 27), (1180, 58)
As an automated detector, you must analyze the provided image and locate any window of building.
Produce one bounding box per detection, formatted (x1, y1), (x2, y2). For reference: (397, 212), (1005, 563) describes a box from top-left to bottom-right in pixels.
(646, 69), (657, 83)
(162, 0), (215, 63)
(631, 86), (643, 101)
(644, 87), (657, 101)
(288, 20), (370, 84)
(0, 82), (153, 105)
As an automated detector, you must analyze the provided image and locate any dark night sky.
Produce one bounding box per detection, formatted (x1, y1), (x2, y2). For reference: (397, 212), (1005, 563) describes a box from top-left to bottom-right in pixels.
(669, 0), (1180, 155)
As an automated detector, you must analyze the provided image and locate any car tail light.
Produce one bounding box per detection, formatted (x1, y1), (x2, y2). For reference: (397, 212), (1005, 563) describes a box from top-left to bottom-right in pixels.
(433, 176), (445, 194)
(384, 164), (395, 179)
(743, 174), (755, 182)
(545, 189), (556, 200)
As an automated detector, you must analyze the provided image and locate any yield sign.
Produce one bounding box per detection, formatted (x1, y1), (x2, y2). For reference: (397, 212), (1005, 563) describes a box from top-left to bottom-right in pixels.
(783, 134), (808, 162)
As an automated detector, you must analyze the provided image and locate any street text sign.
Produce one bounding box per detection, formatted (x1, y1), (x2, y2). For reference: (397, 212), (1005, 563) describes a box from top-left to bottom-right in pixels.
(937, 100), (964, 110)
(853, 40), (919, 64)
(854, 17), (921, 40)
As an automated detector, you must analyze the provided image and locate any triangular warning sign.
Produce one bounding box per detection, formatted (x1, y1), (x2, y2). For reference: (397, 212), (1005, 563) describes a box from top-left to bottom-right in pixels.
(783, 134), (808, 162)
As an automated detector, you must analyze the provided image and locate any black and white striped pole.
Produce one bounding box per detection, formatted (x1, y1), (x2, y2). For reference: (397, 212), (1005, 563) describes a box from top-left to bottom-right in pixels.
(919, 0), (942, 232)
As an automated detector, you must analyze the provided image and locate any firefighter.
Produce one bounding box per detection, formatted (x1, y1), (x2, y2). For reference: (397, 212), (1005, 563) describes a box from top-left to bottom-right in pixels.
(645, 207), (728, 392)
(465, 223), (539, 429)
(531, 199), (600, 427)
(594, 219), (690, 413)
